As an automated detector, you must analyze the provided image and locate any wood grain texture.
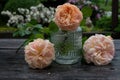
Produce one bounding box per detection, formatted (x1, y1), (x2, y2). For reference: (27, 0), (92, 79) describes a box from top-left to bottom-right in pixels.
(0, 39), (120, 80)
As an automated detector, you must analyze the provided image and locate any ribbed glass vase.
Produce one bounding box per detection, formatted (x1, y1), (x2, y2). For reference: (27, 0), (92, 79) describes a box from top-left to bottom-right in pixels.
(51, 27), (82, 64)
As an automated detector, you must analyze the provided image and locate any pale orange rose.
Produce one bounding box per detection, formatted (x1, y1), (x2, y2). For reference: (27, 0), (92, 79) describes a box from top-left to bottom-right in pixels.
(54, 3), (83, 31)
(83, 34), (115, 65)
(24, 38), (55, 69)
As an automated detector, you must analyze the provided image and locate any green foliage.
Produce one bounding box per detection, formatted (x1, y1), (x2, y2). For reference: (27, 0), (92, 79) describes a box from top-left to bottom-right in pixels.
(80, 6), (93, 32)
(48, 21), (59, 33)
(81, 26), (92, 32)
(15, 21), (59, 53)
(91, 26), (104, 32)
(82, 37), (88, 46)
(81, 25), (104, 32)
(0, 19), (6, 26)
(80, 18), (86, 26)
(114, 17), (120, 32)
(14, 22), (44, 53)
(13, 23), (43, 37)
(114, 26), (120, 32)
(96, 16), (112, 31)
(92, 0), (105, 5)
(4, 0), (41, 12)
(92, 0), (112, 11)
(81, 6), (93, 18)
(13, 20), (58, 40)
(29, 19), (38, 25)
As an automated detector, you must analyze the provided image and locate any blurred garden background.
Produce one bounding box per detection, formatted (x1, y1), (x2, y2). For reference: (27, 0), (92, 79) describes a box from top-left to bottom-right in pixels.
(0, 0), (120, 39)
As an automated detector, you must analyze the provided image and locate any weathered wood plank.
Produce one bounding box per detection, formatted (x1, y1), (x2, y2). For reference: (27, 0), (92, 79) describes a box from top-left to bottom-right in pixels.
(0, 39), (120, 80)
(0, 39), (26, 49)
(114, 40), (120, 50)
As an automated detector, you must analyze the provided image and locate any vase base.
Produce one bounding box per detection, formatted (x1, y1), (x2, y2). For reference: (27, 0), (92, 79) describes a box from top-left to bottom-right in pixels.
(55, 58), (80, 64)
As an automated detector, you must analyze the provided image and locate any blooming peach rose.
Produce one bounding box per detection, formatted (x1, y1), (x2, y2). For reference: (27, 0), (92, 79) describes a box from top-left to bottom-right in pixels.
(54, 3), (83, 31)
(83, 34), (115, 65)
(24, 38), (55, 69)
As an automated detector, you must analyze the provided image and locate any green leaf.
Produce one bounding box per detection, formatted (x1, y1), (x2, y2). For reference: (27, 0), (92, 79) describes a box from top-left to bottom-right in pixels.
(34, 34), (44, 39)
(114, 26), (120, 32)
(25, 30), (31, 35)
(48, 21), (59, 33)
(33, 24), (43, 29)
(30, 34), (44, 39)
(82, 37), (88, 46)
(42, 27), (51, 34)
(25, 23), (33, 27)
(19, 30), (26, 36)
(17, 24), (24, 30)
(13, 31), (19, 37)
(29, 19), (38, 25)
(81, 6), (93, 18)
(80, 19), (86, 26)
(31, 24), (43, 34)
(16, 24), (27, 36)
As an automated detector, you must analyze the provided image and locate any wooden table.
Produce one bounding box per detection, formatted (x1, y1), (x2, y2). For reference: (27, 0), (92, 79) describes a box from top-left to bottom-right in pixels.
(0, 39), (120, 80)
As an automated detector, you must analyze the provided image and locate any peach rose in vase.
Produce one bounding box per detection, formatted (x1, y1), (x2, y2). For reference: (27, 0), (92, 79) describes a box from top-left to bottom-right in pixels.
(54, 3), (83, 31)
(51, 3), (83, 64)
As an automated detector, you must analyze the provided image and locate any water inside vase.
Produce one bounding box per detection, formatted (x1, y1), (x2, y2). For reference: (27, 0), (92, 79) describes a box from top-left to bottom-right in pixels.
(51, 27), (82, 64)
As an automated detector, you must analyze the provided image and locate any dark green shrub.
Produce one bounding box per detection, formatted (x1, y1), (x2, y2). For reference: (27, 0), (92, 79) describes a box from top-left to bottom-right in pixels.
(0, 0), (8, 26)
(42, 0), (66, 7)
(96, 16), (112, 31)
(4, 0), (41, 12)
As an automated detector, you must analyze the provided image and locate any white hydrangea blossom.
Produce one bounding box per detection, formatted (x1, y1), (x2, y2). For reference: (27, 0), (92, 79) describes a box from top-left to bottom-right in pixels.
(1, 3), (55, 26)
(1, 10), (24, 26)
(18, 8), (26, 14)
(105, 11), (112, 17)
(25, 15), (31, 22)
(1, 10), (12, 17)
(85, 1), (92, 5)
